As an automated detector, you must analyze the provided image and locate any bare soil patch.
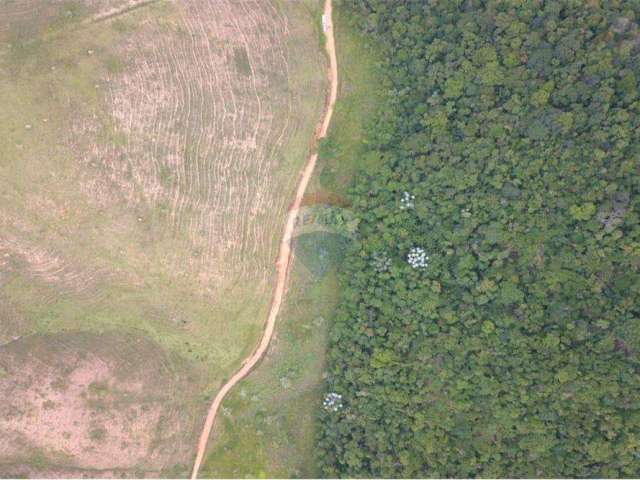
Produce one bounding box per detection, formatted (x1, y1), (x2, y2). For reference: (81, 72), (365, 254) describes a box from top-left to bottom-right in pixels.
(0, 332), (203, 476)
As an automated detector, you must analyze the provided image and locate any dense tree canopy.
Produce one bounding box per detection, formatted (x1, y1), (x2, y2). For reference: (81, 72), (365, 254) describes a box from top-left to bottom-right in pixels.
(318, 0), (640, 477)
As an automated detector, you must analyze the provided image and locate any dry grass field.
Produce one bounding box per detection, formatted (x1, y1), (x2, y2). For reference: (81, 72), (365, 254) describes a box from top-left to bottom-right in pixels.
(0, 0), (325, 475)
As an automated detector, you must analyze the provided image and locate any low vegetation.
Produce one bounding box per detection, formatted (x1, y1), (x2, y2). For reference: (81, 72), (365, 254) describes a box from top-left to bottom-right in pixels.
(319, 0), (640, 477)
(0, 0), (324, 475)
(199, 3), (383, 475)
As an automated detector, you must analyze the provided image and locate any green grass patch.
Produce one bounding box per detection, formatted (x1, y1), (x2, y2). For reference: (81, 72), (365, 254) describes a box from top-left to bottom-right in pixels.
(317, 6), (384, 196)
(295, 231), (349, 279)
(201, 265), (339, 478)
(87, 381), (109, 396)
(88, 427), (107, 442)
(232, 47), (251, 76)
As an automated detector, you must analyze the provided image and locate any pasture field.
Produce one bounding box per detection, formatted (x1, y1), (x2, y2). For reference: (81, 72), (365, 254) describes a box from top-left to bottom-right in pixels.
(199, 6), (383, 476)
(0, 0), (324, 476)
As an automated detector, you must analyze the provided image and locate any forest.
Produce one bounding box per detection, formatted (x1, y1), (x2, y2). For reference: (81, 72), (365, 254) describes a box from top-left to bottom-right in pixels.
(318, 0), (640, 477)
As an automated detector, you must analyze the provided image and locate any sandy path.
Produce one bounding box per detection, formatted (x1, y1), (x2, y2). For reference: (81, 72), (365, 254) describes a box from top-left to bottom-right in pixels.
(190, 0), (338, 477)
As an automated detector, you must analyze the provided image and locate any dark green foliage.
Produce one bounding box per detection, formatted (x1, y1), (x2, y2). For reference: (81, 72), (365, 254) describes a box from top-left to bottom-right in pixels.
(319, 1), (640, 477)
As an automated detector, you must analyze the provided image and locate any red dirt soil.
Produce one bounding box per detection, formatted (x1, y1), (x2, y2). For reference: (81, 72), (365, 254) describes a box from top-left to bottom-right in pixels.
(0, 333), (202, 476)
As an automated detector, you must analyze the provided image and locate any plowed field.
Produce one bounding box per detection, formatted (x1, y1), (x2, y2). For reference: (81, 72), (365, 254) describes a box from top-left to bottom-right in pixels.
(0, 0), (324, 476)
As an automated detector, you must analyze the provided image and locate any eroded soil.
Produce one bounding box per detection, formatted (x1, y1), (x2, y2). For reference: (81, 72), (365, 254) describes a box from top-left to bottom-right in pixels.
(0, 332), (203, 476)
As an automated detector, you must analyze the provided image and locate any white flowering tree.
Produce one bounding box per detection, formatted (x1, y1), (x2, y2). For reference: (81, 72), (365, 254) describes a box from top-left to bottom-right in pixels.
(400, 191), (415, 210)
(407, 247), (429, 269)
(323, 392), (343, 412)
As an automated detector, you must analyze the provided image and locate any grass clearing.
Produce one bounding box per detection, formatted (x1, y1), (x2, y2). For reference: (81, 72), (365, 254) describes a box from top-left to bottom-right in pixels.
(317, 6), (385, 197)
(199, 4), (384, 476)
(201, 263), (339, 478)
(0, 0), (324, 475)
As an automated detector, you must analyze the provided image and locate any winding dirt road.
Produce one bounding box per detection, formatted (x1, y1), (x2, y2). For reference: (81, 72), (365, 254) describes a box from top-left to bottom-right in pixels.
(190, 0), (338, 477)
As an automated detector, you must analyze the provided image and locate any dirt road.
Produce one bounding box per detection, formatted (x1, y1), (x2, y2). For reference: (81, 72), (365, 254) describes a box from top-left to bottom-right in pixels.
(190, 0), (338, 477)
